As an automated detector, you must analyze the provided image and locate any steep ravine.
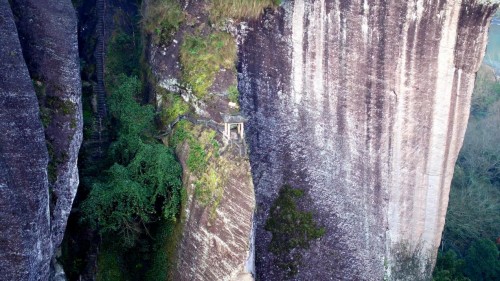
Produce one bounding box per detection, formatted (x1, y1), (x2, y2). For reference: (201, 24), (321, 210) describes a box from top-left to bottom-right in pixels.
(239, 0), (498, 280)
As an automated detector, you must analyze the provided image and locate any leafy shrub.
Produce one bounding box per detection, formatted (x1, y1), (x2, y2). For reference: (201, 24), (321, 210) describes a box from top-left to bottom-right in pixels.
(228, 84), (239, 104)
(265, 184), (325, 277)
(161, 91), (190, 125)
(187, 142), (207, 173)
(141, 0), (184, 45)
(108, 75), (155, 163)
(170, 119), (191, 147)
(180, 32), (236, 98)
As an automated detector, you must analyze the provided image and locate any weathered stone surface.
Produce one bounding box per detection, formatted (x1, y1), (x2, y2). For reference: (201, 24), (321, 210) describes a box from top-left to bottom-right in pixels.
(172, 133), (256, 281)
(146, 1), (257, 279)
(0, 0), (82, 279)
(10, 0), (83, 257)
(0, 0), (51, 279)
(239, 0), (497, 280)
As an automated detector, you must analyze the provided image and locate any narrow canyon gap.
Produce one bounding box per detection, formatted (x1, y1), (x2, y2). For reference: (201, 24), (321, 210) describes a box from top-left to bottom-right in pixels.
(238, 0), (498, 279)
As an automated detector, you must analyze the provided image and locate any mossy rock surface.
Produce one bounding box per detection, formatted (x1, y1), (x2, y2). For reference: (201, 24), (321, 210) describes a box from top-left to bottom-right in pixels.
(265, 184), (325, 277)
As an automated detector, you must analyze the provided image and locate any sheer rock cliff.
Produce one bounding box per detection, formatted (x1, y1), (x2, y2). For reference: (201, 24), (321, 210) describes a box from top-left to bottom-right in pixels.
(0, 0), (82, 279)
(239, 0), (498, 279)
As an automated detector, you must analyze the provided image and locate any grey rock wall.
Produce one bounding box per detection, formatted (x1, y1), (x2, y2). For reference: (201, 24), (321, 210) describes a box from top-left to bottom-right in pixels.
(0, 0), (82, 279)
(9, 0), (82, 254)
(0, 0), (51, 279)
(239, 0), (497, 280)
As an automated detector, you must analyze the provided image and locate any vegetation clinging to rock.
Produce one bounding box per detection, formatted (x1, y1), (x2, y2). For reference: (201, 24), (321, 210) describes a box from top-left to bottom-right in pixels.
(141, 0), (184, 45)
(265, 184), (325, 277)
(209, 0), (280, 22)
(180, 32), (236, 98)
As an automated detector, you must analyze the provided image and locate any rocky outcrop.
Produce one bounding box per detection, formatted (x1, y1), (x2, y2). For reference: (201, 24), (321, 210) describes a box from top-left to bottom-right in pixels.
(173, 141), (255, 281)
(146, 1), (257, 279)
(0, 1), (51, 279)
(239, 0), (498, 280)
(0, 0), (82, 279)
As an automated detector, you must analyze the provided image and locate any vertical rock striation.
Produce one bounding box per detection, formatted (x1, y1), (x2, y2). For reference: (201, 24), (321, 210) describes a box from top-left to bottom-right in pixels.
(0, 1), (51, 279)
(9, 0), (82, 254)
(0, 0), (82, 279)
(239, 0), (497, 279)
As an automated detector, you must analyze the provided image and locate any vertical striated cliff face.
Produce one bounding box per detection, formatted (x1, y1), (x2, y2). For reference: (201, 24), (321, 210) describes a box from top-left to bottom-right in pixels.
(239, 0), (497, 279)
(0, 1), (51, 278)
(9, 0), (82, 254)
(0, 0), (82, 279)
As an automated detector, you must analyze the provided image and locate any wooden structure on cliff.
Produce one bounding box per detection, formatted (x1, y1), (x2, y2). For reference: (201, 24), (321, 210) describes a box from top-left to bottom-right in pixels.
(222, 114), (248, 157)
(222, 114), (247, 143)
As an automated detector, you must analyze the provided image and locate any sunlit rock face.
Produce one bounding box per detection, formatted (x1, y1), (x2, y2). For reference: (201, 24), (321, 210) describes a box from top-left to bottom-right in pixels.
(239, 0), (497, 279)
(172, 144), (255, 281)
(0, 0), (81, 279)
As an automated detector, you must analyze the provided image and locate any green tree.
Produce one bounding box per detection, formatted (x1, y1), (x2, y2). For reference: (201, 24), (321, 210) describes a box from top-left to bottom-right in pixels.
(82, 75), (183, 248)
(108, 75), (155, 164)
(433, 250), (470, 281)
(464, 239), (500, 280)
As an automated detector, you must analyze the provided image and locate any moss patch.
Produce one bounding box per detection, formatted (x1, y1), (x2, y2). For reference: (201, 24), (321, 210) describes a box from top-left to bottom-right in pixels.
(160, 91), (190, 125)
(265, 184), (325, 277)
(209, 0), (280, 23)
(171, 123), (227, 218)
(180, 32), (236, 98)
(141, 0), (184, 45)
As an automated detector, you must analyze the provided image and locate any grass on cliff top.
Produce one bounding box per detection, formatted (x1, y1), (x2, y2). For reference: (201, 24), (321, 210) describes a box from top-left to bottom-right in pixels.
(209, 0), (281, 22)
(180, 31), (236, 98)
(141, 0), (184, 45)
(265, 184), (325, 277)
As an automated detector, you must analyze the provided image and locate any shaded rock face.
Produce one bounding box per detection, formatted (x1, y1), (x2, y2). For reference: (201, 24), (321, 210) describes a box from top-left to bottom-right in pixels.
(0, 0), (82, 279)
(0, 1), (51, 279)
(239, 0), (497, 279)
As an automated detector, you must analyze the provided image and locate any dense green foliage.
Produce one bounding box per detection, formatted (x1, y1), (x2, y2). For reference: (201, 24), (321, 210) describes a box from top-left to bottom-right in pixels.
(433, 250), (469, 281)
(106, 32), (141, 83)
(265, 184), (325, 277)
(82, 75), (182, 248)
(464, 239), (500, 280)
(141, 0), (184, 45)
(433, 240), (500, 281)
(180, 32), (236, 98)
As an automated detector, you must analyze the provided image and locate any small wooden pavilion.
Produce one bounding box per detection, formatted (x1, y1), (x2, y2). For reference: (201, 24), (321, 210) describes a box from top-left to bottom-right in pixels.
(222, 114), (248, 143)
